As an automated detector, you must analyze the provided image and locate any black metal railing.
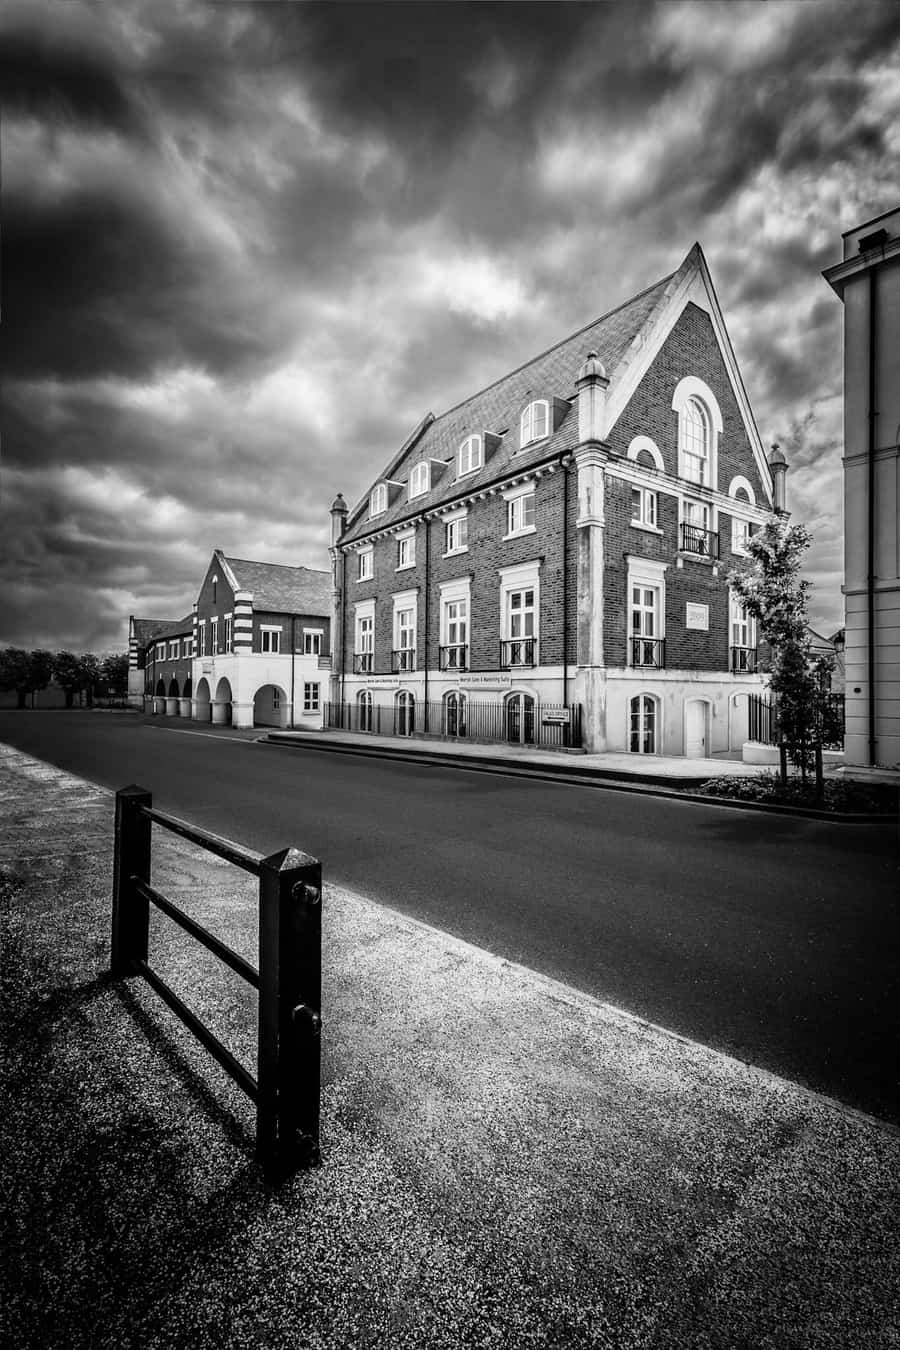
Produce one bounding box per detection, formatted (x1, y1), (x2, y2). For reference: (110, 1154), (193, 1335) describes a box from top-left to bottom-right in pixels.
(630, 637), (665, 669)
(392, 648), (417, 672)
(353, 652), (373, 674)
(680, 523), (719, 558)
(749, 692), (845, 750)
(325, 698), (583, 749)
(439, 643), (469, 671)
(111, 786), (321, 1181)
(500, 638), (536, 668)
(748, 693), (779, 745)
(731, 646), (758, 673)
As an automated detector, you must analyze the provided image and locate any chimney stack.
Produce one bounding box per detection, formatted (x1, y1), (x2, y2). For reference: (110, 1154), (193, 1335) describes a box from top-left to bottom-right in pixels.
(330, 492), (348, 545)
(768, 444), (788, 513)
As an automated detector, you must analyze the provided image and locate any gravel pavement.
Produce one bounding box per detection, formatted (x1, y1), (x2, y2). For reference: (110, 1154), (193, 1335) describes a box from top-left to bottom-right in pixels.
(2, 741), (898, 1350)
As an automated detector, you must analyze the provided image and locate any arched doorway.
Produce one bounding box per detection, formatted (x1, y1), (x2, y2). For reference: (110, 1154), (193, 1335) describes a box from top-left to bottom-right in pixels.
(505, 692), (535, 744)
(684, 698), (710, 758)
(395, 690), (415, 737)
(630, 694), (659, 754)
(194, 677), (211, 722)
(357, 690), (373, 732)
(253, 683), (288, 728)
(180, 677), (193, 719)
(213, 677), (233, 726)
(154, 678), (166, 715)
(443, 691), (467, 738)
(166, 677), (180, 716)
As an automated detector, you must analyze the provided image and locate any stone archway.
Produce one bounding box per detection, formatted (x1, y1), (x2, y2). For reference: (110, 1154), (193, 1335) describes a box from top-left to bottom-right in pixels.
(213, 677), (233, 726)
(179, 676), (193, 719)
(166, 677), (180, 716)
(252, 683), (289, 729)
(194, 676), (211, 722)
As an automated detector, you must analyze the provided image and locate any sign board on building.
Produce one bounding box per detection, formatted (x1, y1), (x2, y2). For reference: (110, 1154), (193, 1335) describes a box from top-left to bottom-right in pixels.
(542, 706), (571, 724)
(686, 603), (709, 631)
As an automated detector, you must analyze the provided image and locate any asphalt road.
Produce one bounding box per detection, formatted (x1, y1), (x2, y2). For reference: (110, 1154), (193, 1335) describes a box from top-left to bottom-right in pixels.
(2, 710), (897, 1123)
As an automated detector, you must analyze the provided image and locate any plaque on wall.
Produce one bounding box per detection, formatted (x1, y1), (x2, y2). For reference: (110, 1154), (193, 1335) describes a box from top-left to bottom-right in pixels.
(685, 603), (709, 631)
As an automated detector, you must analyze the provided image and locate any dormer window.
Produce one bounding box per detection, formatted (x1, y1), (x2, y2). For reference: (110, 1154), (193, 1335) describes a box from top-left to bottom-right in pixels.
(458, 435), (483, 476)
(409, 462), (430, 499)
(370, 483), (387, 516)
(520, 400), (549, 448)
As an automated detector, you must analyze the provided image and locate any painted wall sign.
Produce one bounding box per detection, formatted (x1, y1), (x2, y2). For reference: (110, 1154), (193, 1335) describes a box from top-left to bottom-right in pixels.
(686, 603), (709, 631)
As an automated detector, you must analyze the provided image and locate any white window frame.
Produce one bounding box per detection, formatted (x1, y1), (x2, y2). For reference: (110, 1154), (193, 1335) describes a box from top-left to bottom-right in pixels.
(499, 560), (540, 668)
(211, 618), (218, 652)
(630, 485), (659, 532)
(272, 689), (281, 711)
(626, 556), (668, 669)
(303, 682), (320, 713)
(409, 462), (430, 499)
(357, 546), (374, 582)
(458, 434), (483, 477)
(369, 483), (387, 517)
(731, 516), (753, 556)
(260, 625), (282, 654)
(303, 628), (324, 656)
(629, 693), (660, 755)
(355, 600), (375, 672)
(224, 614), (233, 652)
(168, 641), (177, 660)
(730, 592), (756, 651)
(503, 481), (536, 539)
(198, 624), (206, 657)
(672, 376), (722, 491)
(393, 591), (417, 672)
(681, 497), (716, 556)
(439, 576), (471, 667)
(519, 399), (550, 449)
(396, 528), (415, 571)
(443, 507), (469, 557)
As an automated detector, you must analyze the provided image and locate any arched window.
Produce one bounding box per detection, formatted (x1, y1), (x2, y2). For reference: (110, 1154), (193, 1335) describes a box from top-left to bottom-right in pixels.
(629, 694), (658, 754)
(458, 435), (483, 476)
(395, 690), (415, 737)
(443, 690), (467, 738)
(680, 398), (710, 485)
(357, 689), (373, 733)
(520, 400), (549, 448)
(409, 462), (430, 499)
(505, 692), (536, 744)
(370, 483), (387, 516)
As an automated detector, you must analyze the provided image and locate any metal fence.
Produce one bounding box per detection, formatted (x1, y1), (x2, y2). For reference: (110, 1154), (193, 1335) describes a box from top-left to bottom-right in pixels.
(111, 785), (322, 1181)
(748, 692), (845, 748)
(325, 697), (584, 749)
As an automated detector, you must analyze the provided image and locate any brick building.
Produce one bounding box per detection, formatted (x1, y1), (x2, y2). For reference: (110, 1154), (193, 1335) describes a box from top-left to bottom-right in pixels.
(129, 550), (331, 729)
(329, 244), (784, 757)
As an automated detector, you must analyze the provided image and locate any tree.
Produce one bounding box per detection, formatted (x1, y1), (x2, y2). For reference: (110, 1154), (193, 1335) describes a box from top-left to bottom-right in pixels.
(727, 515), (823, 783)
(0, 648), (53, 708)
(79, 653), (101, 708)
(100, 652), (128, 697)
(52, 651), (84, 708)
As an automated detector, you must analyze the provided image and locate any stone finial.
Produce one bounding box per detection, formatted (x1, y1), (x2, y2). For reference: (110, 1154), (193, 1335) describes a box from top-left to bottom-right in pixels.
(768, 443), (788, 512)
(576, 351), (607, 385)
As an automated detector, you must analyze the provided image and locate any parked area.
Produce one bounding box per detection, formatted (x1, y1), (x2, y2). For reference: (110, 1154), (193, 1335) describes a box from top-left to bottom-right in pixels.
(4, 741), (899, 1349)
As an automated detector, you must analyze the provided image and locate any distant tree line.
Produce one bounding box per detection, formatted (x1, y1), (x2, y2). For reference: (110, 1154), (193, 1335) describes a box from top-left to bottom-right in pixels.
(0, 648), (129, 709)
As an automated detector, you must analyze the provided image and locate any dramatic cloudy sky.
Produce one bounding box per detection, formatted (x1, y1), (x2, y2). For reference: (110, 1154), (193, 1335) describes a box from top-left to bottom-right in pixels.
(4, 0), (899, 652)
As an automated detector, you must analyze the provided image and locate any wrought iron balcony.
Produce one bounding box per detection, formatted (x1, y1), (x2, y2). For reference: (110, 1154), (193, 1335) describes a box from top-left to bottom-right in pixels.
(680, 523), (720, 558)
(392, 648), (417, 673)
(731, 646), (758, 673)
(631, 637), (665, 669)
(439, 643), (468, 672)
(500, 637), (536, 669)
(353, 652), (373, 674)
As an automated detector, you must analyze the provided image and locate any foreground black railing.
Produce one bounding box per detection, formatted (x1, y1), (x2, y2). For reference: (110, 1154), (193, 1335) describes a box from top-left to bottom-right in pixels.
(748, 692), (844, 748)
(111, 786), (321, 1181)
(325, 698), (583, 749)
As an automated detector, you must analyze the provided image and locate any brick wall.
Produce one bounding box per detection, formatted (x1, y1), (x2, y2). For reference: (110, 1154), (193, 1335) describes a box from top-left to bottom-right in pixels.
(340, 463), (578, 674)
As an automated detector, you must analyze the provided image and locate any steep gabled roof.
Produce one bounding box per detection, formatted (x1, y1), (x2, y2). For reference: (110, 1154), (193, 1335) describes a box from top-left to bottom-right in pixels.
(224, 557), (331, 616)
(340, 269), (676, 545)
(132, 615), (192, 647)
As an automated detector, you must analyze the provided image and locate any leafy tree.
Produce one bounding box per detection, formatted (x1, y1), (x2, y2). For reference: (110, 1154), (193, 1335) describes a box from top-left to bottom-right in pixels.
(79, 653), (101, 708)
(52, 651), (84, 707)
(0, 648), (54, 708)
(100, 652), (128, 696)
(728, 515), (824, 782)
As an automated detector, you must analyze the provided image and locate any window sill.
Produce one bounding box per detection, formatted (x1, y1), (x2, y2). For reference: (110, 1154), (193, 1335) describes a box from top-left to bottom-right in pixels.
(630, 521), (663, 536)
(355, 575), (374, 584)
(442, 547), (469, 559)
(677, 550), (716, 566)
(395, 562), (415, 572)
(502, 526), (537, 541)
(514, 436), (549, 454)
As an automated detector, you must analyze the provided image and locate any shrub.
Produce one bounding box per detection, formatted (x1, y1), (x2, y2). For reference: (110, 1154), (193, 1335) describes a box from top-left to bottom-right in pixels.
(697, 773), (898, 814)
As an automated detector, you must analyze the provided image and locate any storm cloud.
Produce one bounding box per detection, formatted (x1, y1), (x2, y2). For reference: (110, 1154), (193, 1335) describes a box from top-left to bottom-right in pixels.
(3, 0), (899, 649)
